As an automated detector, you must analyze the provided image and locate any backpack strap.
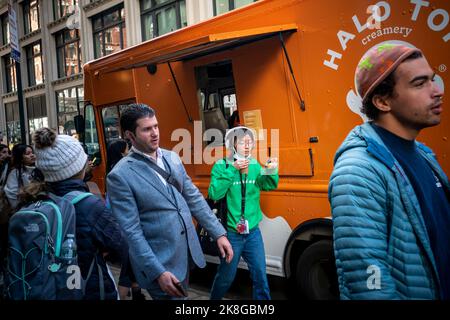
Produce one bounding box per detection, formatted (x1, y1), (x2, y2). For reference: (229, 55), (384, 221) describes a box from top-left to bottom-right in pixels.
(82, 250), (105, 300)
(129, 152), (183, 194)
(63, 191), (94, 205)
(97, 258), (105, 300)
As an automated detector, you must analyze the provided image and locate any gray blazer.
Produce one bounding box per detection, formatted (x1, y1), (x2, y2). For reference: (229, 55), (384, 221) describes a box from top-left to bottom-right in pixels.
(106, 149), (226, 289)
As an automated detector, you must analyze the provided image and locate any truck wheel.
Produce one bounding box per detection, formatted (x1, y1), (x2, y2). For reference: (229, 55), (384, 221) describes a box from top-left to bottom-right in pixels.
(296, 239), (339, 300)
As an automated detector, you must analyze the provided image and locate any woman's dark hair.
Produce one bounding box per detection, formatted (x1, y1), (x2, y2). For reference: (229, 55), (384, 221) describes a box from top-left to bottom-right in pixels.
(0, 144), (10, 164)
(18, 168), (48, 207)
(107, 139), (128, 173)
(119, 103), (155, 135)
(11, 144), (34, 187)
(361, 51), (423, 120)
(11, 144), (33, 169)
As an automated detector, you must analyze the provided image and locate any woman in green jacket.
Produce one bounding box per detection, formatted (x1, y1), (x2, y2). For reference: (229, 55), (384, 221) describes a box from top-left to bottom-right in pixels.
(209, 126), (278, 300)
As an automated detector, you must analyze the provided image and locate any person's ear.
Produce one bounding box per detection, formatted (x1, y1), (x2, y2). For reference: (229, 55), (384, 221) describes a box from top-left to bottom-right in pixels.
(371, 94), (391, 112)
(125, 130), (135, 144)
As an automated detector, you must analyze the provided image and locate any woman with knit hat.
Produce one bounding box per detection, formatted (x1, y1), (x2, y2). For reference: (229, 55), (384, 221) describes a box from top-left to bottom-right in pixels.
(29, 127), (127, 300)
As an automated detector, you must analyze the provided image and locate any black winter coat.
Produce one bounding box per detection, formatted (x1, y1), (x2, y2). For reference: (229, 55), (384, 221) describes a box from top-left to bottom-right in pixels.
(48, 179), (127, 300)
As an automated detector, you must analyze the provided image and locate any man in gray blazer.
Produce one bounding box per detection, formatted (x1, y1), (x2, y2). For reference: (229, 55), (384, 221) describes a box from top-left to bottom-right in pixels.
(107, 104), (233, 300)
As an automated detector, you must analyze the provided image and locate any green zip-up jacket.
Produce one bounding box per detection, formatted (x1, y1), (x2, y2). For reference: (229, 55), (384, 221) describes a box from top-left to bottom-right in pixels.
(208, 157), (279, 232)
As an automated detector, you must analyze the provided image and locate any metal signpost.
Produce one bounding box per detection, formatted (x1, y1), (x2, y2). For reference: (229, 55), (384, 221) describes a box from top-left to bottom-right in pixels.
(8, 0), (26, 143)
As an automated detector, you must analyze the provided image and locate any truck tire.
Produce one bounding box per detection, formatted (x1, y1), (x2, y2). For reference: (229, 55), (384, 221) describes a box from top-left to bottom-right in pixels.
(296, 239), (339, 300)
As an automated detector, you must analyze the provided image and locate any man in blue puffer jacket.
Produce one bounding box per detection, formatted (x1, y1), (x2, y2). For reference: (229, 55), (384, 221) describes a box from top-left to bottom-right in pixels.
(329, 43), (449, 300)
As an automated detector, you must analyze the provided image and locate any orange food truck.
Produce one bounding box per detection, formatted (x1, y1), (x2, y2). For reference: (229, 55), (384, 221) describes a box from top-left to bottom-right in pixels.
(81, 0), (449, 299)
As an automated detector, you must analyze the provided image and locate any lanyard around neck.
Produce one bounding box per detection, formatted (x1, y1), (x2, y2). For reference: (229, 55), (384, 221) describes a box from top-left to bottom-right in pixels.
(239, 172), (247, 218)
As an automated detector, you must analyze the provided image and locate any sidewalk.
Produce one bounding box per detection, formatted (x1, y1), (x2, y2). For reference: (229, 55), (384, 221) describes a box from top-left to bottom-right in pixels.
(0, 265), (218, 300)
(109, 264), (214, 300)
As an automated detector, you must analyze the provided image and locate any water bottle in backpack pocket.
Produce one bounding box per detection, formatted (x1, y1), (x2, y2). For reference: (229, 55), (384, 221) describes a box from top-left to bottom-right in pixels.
(61, 234), (77, 265)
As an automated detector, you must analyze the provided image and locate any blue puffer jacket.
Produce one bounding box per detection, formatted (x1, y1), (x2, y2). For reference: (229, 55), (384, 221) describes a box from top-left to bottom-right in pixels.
(48, 179), (127, 300)
(329, 123), (449, 300)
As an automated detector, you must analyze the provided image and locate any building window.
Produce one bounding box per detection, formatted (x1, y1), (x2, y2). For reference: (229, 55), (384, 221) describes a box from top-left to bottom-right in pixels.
(140, 0), (187, 41)
(56, 29), (82, 78)
(56, 86), (84, 137)
(25, 41), (44, 86)
(1, 13), (9, 46)
(92, 5), (126, 59)
(3, 54), (17, 92)
(27, 95), (48, 141)
(53, 0), (78, 21)
(213, 0), (257, 15)
(23, 0), (40, 35)
(5, 101), (20, 146)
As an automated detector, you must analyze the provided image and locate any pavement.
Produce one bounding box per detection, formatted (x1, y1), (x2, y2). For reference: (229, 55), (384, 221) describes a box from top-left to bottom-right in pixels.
(109, 264), (216, 300)
(0, 264), (215, 300)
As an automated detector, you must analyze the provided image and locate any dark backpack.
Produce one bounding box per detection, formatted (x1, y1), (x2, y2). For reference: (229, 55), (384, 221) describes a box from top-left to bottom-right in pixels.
(197, 197), (228, 256)
(5, 191), (93, 300)
(197, 159), (229, 256)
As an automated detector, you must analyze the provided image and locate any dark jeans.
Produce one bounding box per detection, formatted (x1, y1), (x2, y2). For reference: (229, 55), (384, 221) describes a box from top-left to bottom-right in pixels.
(210, 227), (271, 300)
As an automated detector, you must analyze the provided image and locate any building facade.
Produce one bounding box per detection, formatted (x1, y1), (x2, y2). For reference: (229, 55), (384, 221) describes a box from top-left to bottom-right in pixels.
(0, 0), (257, 146)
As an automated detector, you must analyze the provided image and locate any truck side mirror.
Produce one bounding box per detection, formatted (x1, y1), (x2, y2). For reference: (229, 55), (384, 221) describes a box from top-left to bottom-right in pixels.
(74, 115), (85, 134)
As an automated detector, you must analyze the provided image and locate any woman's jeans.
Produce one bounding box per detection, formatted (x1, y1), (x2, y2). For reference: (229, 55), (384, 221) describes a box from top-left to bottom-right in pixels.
(210, 227), (271, 300)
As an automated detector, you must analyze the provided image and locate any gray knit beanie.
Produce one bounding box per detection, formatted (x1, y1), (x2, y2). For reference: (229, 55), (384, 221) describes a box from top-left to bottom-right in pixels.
(33, 128), (88, 182)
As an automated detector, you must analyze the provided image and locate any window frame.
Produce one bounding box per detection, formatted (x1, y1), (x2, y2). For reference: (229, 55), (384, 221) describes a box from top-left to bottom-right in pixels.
(92, 4), (126, 59)
(1, 13), (9, 46)
(26, 95), (48, 141)
(4, 54), (17, 92)
(83, 103), (101, 161)
(23, 0), (40, 35)
(195, 60), (237, 147)
(53, 0), (78, 21)
(100, 104), (132, 148)
(5, 101), (20, 146)
(55, 86), (84, 136)
(213, 0), (257, 16)
(55, 28), (82, 78)
(140, 0), (187, 41)
(25, 40), (44, 86)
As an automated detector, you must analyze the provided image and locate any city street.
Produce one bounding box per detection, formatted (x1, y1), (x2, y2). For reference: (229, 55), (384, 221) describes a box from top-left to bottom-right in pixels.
(1, 0), (449, 304)
(110, 262), (293, 300)
(190, 262), (293, 300)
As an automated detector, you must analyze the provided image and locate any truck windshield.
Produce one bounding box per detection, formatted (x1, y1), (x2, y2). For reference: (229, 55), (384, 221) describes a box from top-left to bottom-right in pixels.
(100, 104), (132, 147)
